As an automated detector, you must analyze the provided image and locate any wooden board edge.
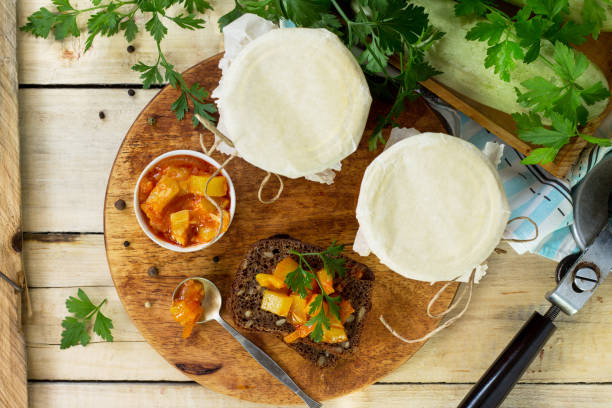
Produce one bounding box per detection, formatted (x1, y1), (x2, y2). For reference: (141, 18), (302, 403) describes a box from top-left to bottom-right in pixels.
(0, 1), (28, 407)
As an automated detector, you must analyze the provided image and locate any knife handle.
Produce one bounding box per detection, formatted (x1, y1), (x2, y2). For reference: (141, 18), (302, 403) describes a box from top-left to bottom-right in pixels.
(457, 309), (557, 408)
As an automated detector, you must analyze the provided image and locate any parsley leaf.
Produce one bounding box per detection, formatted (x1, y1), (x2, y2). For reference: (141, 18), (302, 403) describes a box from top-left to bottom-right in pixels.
(145, 13), (167, 43)
(181, 0), (213, 13)
(285, 263), (316, 299)
(306, 295), (329, 342)
(582, 0), (607, 39)
(485, 40), (524, 82)
(21, 8), (59, 38)
(66, 288), (96, 319)
(61, 317), (90, 349)
(60, 289), (114, 349)
(93, 310), (114, 343)
(522, 147), (560, 164)
(454, 0), (491, 17)
(281, 0), (331, 27)
(580, 133), (612, 146)
(121, 17), (139, 42)
(580, 81), (611, 105)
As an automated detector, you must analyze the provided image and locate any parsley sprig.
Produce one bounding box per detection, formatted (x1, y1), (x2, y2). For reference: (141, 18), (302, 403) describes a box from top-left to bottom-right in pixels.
(455, 0), (611, 164)
(60, 288), (114, 349)
(21, 0), (216, 126)
(284, 242), (347, 343)
(219, 0), (444, 150)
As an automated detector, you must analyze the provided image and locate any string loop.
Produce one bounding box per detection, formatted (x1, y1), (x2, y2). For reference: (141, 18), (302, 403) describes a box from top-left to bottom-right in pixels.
(503, 216), (539, 243)
(380, 216), (540, 343)
(380, 270), (475, 344)
(194, 114), (284, 205)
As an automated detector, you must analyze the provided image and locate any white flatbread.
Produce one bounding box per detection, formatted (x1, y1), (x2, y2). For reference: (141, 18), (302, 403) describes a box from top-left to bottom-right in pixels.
(216, 28), (372, 179)
(356, 133), (510, 282)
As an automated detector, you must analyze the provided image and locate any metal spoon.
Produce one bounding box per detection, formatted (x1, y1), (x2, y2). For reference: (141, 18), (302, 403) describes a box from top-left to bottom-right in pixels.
(172, 277), (322, 408)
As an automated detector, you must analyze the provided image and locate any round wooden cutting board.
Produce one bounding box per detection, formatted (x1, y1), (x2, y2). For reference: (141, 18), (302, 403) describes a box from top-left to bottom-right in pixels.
(104, 54), (459, 405)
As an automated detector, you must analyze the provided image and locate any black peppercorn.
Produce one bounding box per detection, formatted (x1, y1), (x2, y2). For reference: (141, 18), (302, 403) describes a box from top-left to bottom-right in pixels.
(123, 240), (130, 247)
(114, 199), (126, 210)
(147, 266), (159, 277)
(99, 111), (105, 119)
(127, 45), (135, 53)
(213, 256), (220, 263)
(128, 89), (135, 96)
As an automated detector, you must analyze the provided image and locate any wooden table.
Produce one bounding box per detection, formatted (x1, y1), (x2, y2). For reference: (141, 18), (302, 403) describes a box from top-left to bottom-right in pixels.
(14, 1), (612, 406)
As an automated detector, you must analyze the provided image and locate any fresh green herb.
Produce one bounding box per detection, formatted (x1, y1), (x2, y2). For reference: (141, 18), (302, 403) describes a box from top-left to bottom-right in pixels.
(21, 0), (216, 126)
(455, 0), (610, 164)
(60, 288), (114, 349)
(219, 0), (443, 150)
(284, 242), (346, 342)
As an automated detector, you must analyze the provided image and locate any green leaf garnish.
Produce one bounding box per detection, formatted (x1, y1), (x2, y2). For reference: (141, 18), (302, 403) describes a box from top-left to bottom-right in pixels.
(284, 242), (346, 342)
(60, 288), (114, 349)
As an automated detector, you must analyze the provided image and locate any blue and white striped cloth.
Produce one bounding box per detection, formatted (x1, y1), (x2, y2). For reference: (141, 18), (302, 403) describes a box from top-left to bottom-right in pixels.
(434, 104), (612, 262)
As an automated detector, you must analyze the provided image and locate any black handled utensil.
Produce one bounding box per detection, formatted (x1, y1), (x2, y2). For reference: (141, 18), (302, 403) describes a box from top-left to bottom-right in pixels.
(458, 155), (612, 408)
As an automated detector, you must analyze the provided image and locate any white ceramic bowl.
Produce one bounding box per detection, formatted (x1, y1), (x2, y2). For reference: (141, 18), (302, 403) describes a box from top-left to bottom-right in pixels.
(134, 150), (236, 252)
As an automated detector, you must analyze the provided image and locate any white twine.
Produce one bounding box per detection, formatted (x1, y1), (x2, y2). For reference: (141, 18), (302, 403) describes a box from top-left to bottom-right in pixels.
(194, 114), (284, 206)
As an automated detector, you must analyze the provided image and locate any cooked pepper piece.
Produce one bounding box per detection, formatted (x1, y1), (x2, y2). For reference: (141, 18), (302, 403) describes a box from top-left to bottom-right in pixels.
(316, 267), (334, 295)
(170, 280), (205, 338)
(288, 294), (308, 325)
(260, 289), (293, 317)
(189, 175), (228, 197)
(170, 210), (190, 246)
(283, 324), (314, 344)
(255, 273), (287, 290)
(339, 299), (355, 324)
(142, 175), (180, 218)
(273, 257), (299, 281)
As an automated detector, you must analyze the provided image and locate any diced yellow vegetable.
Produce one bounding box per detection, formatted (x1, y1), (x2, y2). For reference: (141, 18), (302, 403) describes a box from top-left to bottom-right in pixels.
(195, 225), (217, 244)
(260, 290), (293, 317)
(316, 268), (334, 295)
(188, 175), (228, 197)
(193, 210), (231, 244)
(273, 257), (299, 281)
(193, 197), (217, 214)
(165, 166), (191, 181)
(143, 175), (180, 217)
(170, 210), (190, 245)
(288, 294), (308, 325)
(321, 325), (348, 343)
(255, 274), (287, 290)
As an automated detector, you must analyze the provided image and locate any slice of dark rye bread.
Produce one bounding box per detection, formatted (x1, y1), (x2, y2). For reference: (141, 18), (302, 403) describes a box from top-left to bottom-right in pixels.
(230, 236), (374, 368)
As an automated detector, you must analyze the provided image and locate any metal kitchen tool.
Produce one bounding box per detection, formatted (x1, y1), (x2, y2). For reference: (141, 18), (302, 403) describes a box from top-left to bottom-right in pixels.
(458, 155), (612, 408)
(172, 277), (321, 408)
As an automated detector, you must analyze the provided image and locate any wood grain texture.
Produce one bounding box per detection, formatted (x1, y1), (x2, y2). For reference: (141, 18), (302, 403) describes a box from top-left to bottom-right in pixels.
(417, 33), (612, 178)
(0, 1), (28, 407)
(28, 382), (612, 408)
(19, 88), (157, 232)
(17, 0), (235, 85)
(103, 53), (460, 404)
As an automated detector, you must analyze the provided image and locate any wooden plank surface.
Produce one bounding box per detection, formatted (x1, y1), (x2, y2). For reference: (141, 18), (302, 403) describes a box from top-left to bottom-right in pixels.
(16, 0), (612, 406)
(21, 241), (612, 384)
(28, 382), (612, 408)
(0, 1), (28, 407)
